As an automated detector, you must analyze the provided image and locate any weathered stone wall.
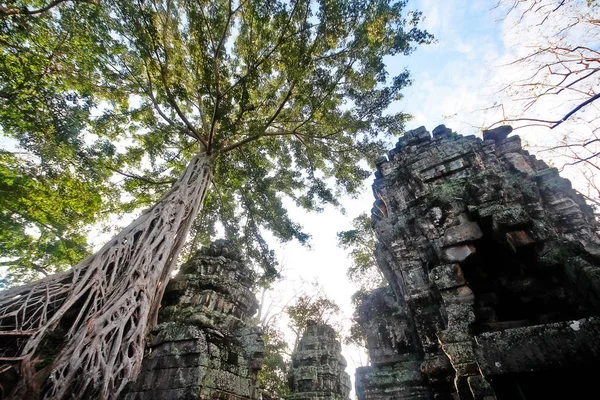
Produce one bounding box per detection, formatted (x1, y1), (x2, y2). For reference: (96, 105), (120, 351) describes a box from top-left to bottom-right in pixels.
(356, 126), (600, 400)
(286, 323), (351, 400)
(123, 240), (264, 400)
(354, 288), (434, 400)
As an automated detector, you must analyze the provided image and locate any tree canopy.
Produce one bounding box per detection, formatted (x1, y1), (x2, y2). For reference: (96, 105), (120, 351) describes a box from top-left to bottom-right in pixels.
(0, 2), (126, 284)
(0, 152), (99, 286)
(0, 0), (432, 284)
(286, 293), (340, 350)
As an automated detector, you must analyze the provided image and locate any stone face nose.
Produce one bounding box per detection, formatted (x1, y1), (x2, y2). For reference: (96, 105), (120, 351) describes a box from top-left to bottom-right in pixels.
(286, 323), (351, 400)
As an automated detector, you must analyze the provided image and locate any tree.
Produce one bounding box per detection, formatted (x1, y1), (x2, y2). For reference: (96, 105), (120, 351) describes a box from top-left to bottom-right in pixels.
(0, 0), (143, 285)
(257, 323), (292, 399)
(337, 212), (385, 291)
(0, 0), (432, 398)
(344, 289), (371, 351)
(486, 0), (600, 201)
(254, 276), (336, 397)
(0, 152), (99, 287)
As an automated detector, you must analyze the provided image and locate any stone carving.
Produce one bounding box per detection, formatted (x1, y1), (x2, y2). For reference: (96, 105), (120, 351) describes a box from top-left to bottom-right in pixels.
(122, 240), (264, 400)
(286, 323), (351, 400)
(357, 126), (600, 400)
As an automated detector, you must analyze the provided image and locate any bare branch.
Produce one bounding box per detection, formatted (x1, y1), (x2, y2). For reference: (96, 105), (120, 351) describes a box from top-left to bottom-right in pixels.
(551, 92), (600, 129)
(105, 165), (176, 186)
(0, 0), (81, 16)
(207, 0), (236, 154)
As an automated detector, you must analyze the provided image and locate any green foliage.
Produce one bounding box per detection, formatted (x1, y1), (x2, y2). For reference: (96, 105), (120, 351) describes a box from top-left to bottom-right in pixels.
(0, 1), (131, 285)
(426, 179), (466, 208)
(257, 325), (291, 398)
(344, 289), (371, 348)
(337, 212), (385, 291)
(0, 0), (432, 283)
(345, 287), (394, 350)
(104, 0), (432, 278)
(0, 152), (109, 288)
(286, 294), (340, 350)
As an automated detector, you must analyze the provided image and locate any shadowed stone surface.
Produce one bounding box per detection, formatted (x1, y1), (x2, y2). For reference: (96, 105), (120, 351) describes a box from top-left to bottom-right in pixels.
(286, 323), (351, 400)
(354, 289), (434, 400)
(356, 126), (600, 400)
(122, 240), (264, 400)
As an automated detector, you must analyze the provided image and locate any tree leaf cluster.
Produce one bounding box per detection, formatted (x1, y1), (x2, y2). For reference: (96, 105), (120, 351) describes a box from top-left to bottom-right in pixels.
(0, 0), (433, 283)
(0, 152), (102, 287)
(286, 293), (340, 351)
(337, 212), (385, 291)
(257, 325), (291, 398)
(0, 1), (145, 285)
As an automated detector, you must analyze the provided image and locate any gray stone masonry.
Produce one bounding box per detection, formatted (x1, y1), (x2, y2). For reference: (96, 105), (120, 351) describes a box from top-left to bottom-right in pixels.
(122, 240), (264, 400)
(356, 125), (600, 400)
(286, 323), (351, 400)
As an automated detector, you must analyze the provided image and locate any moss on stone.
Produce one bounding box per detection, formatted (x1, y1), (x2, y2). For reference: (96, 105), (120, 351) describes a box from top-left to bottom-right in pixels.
(426, 179), (466, 208)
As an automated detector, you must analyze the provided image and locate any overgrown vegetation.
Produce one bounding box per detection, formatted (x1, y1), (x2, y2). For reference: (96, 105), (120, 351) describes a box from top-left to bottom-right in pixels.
(0, 0), (433, 397)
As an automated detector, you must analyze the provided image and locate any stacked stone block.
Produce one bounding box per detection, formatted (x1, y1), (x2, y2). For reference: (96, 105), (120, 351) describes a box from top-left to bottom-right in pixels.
(123, 240), (264, 400)
(354, 289), (434, 400)
(287, 323), (351, 400)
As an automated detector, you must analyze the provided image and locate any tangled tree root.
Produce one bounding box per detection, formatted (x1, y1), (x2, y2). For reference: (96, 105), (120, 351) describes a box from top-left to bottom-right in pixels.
(0, 153), (212, 400)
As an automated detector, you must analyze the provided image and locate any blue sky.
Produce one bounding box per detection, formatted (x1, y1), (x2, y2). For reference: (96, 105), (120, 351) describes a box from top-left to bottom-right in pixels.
(396, 0), (505, 133)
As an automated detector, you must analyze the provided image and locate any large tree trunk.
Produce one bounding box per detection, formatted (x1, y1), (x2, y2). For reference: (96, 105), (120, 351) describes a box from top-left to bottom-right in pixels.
(0, 152), (212, 399)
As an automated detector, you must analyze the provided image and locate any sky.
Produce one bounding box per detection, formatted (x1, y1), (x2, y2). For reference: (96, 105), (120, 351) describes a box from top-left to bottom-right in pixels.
(263, 0), (600, 395)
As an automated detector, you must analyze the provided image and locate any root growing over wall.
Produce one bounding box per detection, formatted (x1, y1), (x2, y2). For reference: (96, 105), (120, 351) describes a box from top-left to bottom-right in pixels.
(0, 153), (212, 400)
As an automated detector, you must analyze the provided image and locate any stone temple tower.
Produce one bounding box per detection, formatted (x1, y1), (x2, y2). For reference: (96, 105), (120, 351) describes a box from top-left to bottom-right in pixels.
(356, 126), (600, 400)
(287, 323), (351, 400)
(123, 240), (265, 400)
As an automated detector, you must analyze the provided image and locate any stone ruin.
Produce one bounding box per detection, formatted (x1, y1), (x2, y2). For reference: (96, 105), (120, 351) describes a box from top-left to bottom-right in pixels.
(4, 124), (600, 400)
(286, 323), (351, 400)
(122, 240), (265, 400)
(354, 288), (427, 400)
(123, 241), (353, 400)
(355, 125), (600, 400)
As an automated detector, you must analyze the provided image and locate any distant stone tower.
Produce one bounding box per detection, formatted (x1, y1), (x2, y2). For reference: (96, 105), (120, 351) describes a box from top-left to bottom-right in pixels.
(287, 323), (351, 400)
(356, 126), (600, 400)
(123, 240), (264, 400)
